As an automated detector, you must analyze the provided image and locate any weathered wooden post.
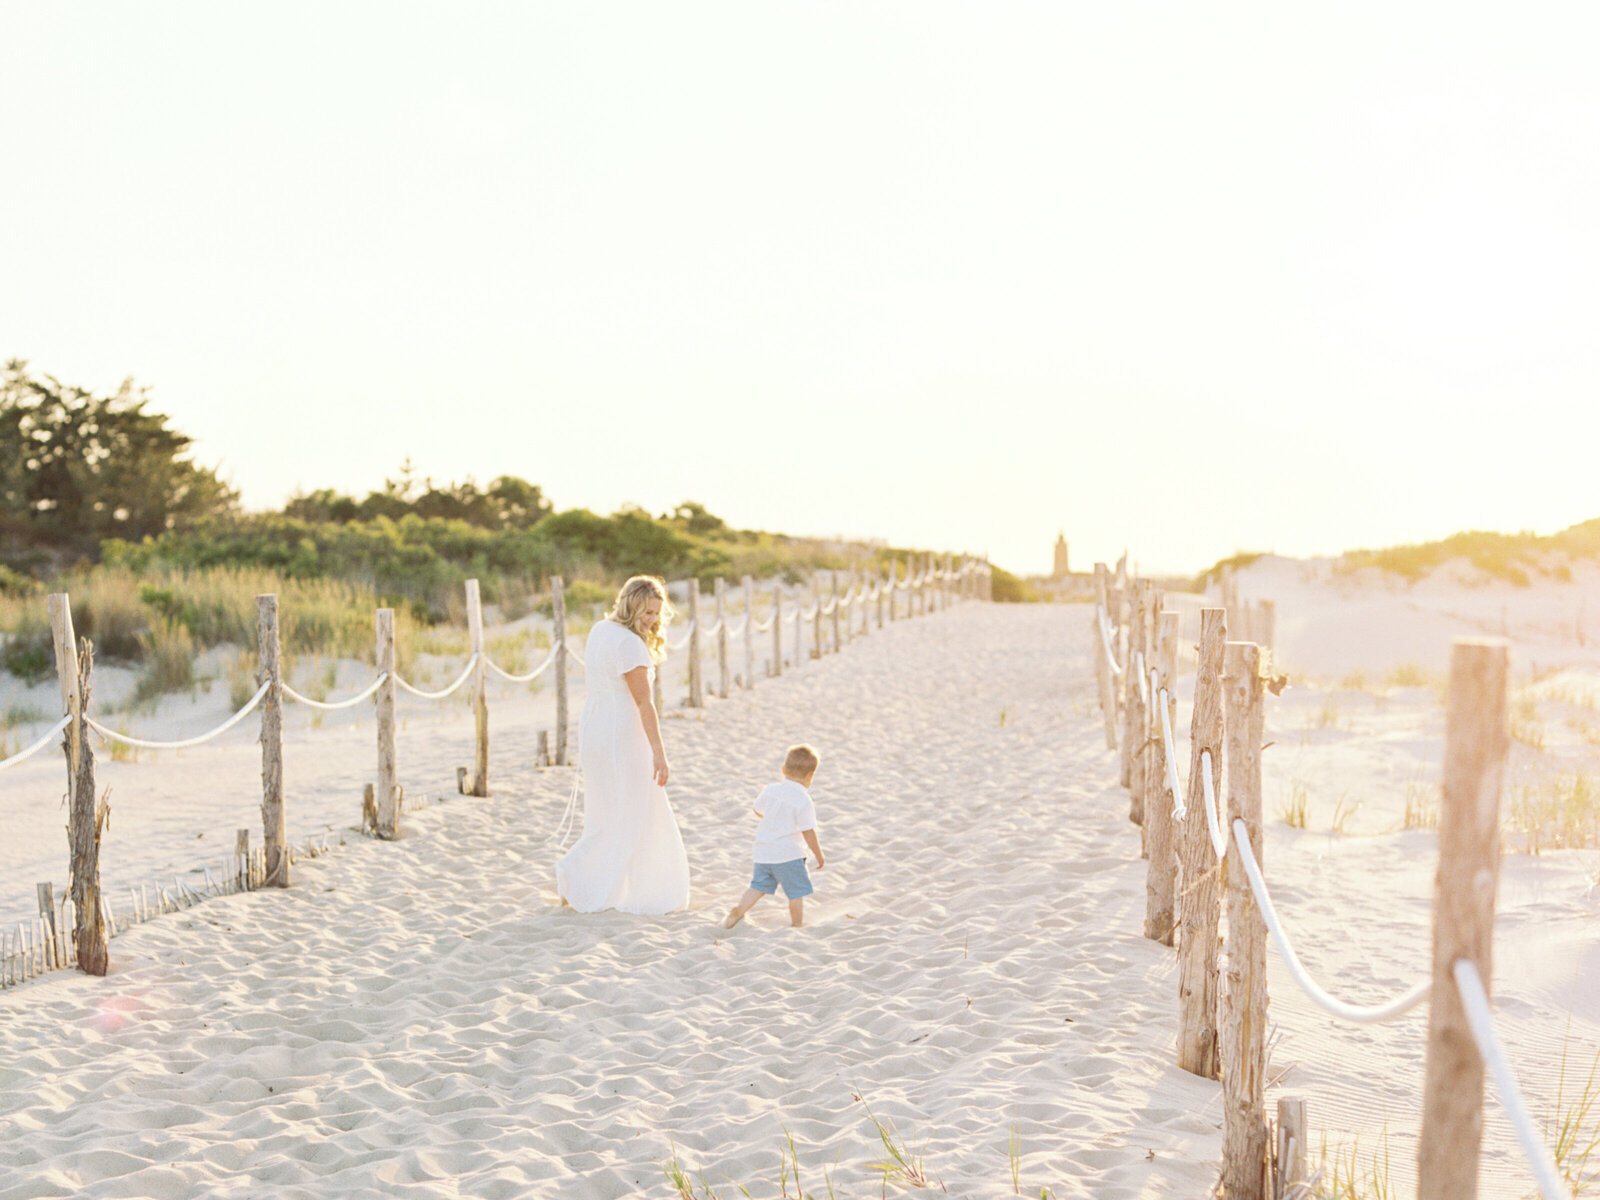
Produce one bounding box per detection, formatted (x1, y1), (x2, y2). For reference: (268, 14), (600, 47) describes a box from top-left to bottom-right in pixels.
(738, 575), (753, 689)
(257, 594), (288, 887)
(1144, 610), (1179, 944)
(1419, 638), (1509, 1200)
(771, 582), (784, 677)
(50, 595), (108, 976)
(1275, 1098), (1309, 1200)
(794, 588), (806, 667)
(375, 608), (400, 839)
(876, 569), (886, 628)
(35, 884), (56, 970)
(1093, 563), (1119, 750)
(687, 578), (703, 707)
(715, 576), (730, 699)
(465, 579), (489, 796)
(1221, 640), (1268, 1200)
(553, 576), (569, 765)
(830, 571), (841, 653)
(1122, 581), (1150, 821)
(887, 562), (898, 622)
(1177, 607), (1227, 1080)
(811, 583), (823, 659)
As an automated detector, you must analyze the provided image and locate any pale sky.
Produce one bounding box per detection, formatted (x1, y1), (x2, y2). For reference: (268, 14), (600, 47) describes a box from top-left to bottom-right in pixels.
(5, 3), (1599, 577)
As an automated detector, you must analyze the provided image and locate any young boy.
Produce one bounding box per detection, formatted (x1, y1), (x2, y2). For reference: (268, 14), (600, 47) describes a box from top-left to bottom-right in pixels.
(722, 744), (825, 929)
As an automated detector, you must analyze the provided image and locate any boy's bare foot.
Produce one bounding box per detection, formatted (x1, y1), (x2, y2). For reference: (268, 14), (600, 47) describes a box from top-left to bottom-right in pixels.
(722, 908), (745, 929)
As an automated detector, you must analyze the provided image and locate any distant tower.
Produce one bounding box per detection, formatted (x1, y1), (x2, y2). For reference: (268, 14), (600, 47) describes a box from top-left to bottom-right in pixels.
(1052, 533), (1070, 578)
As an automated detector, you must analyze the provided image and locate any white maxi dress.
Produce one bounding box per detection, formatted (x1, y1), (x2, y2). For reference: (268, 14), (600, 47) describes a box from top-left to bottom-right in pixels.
(555, 619), (690, 914)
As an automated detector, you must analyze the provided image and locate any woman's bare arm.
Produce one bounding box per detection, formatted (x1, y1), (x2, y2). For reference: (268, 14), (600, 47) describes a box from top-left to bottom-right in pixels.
(623, 665), (669, 786)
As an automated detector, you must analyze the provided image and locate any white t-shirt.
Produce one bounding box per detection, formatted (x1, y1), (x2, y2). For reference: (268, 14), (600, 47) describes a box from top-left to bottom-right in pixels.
(751, 779), (816, 864)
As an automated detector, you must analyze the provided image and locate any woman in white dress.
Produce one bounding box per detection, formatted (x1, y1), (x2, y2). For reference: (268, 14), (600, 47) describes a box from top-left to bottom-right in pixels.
(555, 575), (691, 914)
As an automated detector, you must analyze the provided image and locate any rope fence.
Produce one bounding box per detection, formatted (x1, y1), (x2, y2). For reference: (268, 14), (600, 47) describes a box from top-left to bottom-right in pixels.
(5, 553), (991, 991)
(1090, 559), (1571, 1200)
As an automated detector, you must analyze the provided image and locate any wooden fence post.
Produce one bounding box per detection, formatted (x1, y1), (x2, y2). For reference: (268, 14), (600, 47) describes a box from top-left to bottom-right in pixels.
(876, 569), (886, 628)
(887, 562), (898, 622)
(465, 579), (489, 796)
(1144, 610), (1179, 944)
(742, 575), (755, 689)
(50, 595), (108, 976)
(1419, 638), (1509, 1200)
(375, 608), (400, 839)
(772, 582), (784, 677)
(1122, 581), (1150, 827)
(257, 594), (288, 887)
(1221, 640), (1268, 1200)
(687, 578), (703, 707)
(553, 576), (569, 766)
(1094, 563), (1119, 750)
(715, 576), (730, 699)
(1275, 1098), (1308, 1200)
(1177, 607), (1227, 1079)
(830, 571), (841, 653)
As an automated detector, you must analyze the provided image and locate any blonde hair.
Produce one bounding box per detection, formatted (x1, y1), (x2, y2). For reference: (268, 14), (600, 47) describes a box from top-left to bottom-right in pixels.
(783, 744), (820, 780)
(606, 575), (673, 663)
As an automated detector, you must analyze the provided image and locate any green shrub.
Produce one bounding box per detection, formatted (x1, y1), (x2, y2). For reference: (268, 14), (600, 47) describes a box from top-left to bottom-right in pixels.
(132, 619), (197, 703)
(990, 565), (1040, 603)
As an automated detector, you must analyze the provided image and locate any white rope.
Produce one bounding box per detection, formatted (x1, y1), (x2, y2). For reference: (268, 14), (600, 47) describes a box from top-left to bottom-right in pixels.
(1097, 605), (1125, 675)
(666, 623), (694, 652)
(698, 618), (723, 638)
(0, 716), (72, 771)
(485, 644), (559, 684)
(1199, 750), (1228, 859)
(724, 613), (750, 637)
(751, 614), (775, 634)
(820, 598), (837, 616)
(392, 653), (480, 700)
(282, 673), (388, 711)
(85, 681), (272, 751)
(1157, 688), (1186, 819)
(802, 603), (819, 620)
(1231, 818), (1431, 1023)
(565, 641), (585, 670)
(1452, 959), (1570, 1200)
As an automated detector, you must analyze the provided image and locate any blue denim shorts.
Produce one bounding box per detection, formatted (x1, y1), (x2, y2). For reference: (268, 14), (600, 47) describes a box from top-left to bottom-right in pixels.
(750, 858), (813, 900)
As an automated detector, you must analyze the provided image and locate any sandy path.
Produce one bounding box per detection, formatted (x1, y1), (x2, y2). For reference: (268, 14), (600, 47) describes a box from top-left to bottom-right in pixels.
(0, 604), (1228, 1199)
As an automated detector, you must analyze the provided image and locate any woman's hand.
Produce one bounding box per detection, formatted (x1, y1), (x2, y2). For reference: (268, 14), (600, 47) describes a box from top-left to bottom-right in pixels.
(652, 748), (670, 787)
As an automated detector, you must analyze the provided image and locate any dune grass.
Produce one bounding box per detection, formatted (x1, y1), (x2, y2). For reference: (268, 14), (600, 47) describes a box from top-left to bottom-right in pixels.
(1310, 1131), (1394, 1200)
(1509, 772), (1600, 854)
(1547, 1041), (1600, 1195)
(1277, 781), (1310, 829)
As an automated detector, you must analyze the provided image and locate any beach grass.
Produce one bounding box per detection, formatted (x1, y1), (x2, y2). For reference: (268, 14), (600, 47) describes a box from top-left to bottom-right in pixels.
(1278, 781), (1310, 829)
(1509, 771), (1600, 853)
(1547, 1041), (1600, 1195)
(1311, 1131), (1394, 1199)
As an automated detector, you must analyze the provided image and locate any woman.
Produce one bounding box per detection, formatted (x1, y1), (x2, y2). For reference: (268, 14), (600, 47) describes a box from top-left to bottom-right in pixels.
(555, 575), (690, 914)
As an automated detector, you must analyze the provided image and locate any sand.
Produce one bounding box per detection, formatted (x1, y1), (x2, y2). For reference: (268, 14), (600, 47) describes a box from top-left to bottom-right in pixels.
(1, 569), (1597, 1198)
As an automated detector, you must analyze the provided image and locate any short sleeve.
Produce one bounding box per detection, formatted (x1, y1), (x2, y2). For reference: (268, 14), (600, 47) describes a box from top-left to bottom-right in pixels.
(794, 796), (816, 832)
(617, 628), (651, 676)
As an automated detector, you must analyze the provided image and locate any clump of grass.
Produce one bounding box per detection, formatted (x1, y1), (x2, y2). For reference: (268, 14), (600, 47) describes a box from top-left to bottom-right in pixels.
(998, 707), (1010, 727)
(104, 725), (139, 763)
(1547, 1042), (1600, 1194)
(1511, 693), (1547, 750)
(1402, 778), (1438, 830)
(1566, 715), (1600, 749)
(1278, 781), (1309, 829)
(861, 1096), (936, 1191)
(1330, 792), (1361, 834)
(1315, 700), (1343, 730)
(1510, 772), (1600, 853)
(1386, 662), (1432, 689)
(225, 649), (258, 711)
(1008, 1125), (1021, 1194)
(1339, 670), (1370, 693)
(1312, 1131), (1394, 1199)
(132, 619), (197, 704)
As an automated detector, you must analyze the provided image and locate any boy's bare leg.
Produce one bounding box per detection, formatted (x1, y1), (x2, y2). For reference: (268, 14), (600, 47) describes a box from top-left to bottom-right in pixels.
(788, 898), (804, 927)
(723, 889), (766, 929)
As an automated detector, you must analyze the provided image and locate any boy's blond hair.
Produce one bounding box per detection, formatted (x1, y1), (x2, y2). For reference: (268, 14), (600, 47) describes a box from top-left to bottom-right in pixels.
(782, 744), (820, 780)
